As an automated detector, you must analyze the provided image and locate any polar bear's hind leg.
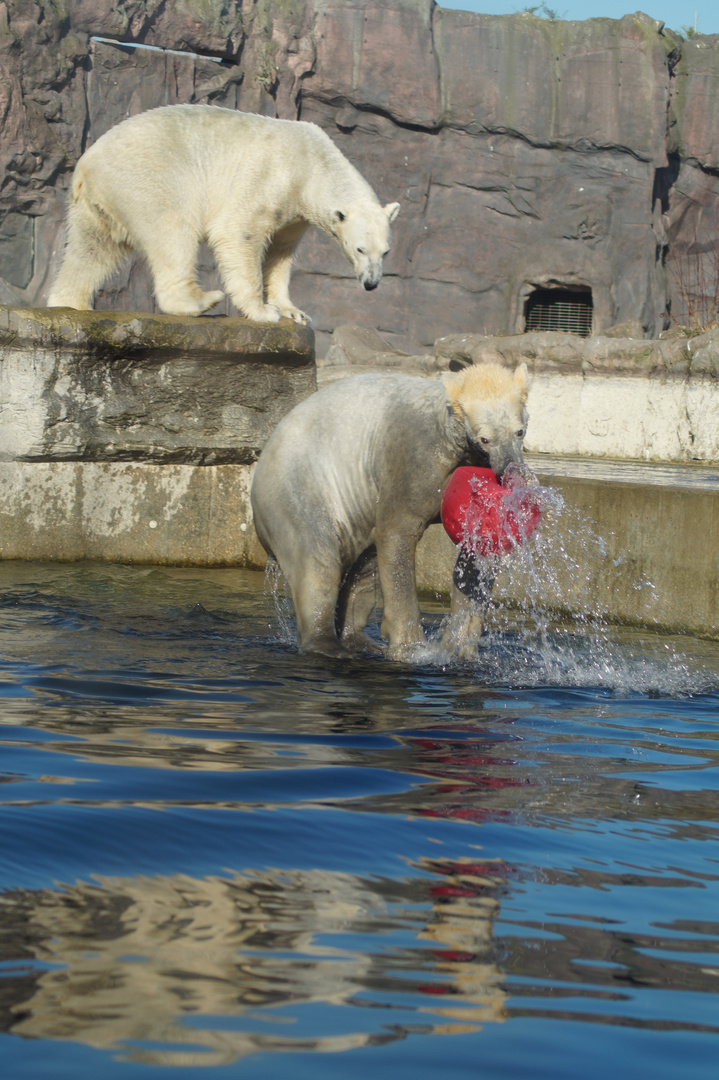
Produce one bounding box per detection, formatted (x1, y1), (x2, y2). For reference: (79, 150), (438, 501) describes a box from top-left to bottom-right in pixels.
(336, 547), (384, 655)
(289, 555), (349, 656)
(48, 198), (130, 310)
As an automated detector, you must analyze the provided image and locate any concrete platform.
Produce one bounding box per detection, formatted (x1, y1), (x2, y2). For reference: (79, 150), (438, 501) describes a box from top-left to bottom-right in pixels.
(0, 307), (313, 568)
(0, 306), (315, 464)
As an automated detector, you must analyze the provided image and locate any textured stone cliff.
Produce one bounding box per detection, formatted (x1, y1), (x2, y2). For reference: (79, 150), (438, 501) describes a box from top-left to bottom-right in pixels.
(1, 0), (718, 352)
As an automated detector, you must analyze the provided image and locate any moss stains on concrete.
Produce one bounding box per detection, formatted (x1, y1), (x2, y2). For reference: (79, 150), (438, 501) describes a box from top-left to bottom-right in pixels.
(0, 307), (314, 361)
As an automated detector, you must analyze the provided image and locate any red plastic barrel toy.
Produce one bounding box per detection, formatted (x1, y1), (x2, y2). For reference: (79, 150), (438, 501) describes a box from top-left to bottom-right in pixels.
(441, 466), (542, 558)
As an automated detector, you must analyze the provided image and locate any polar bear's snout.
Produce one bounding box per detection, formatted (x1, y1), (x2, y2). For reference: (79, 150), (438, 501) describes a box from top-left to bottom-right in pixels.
(488, 436), (525, 480)
(351, 250), (385, 291)
(467, 420), (527, 481)
(359, 259), (383, 290)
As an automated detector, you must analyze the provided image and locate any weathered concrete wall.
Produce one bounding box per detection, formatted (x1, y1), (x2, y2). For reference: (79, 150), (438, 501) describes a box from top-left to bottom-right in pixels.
(0, 306), (314, 565)
(2, 2), (719, 354)
(0, 460), (266, 565)
(0, 306), (315, 463)
(526, 374), (719, 461)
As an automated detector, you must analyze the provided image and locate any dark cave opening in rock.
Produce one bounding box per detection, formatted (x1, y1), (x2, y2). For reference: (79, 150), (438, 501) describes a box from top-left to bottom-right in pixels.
(524, 287), (594, 336)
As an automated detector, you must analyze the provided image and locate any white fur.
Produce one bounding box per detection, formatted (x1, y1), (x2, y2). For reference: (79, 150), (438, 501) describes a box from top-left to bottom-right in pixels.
(251, 364), (530, 659)
(48, 104), (400, 323)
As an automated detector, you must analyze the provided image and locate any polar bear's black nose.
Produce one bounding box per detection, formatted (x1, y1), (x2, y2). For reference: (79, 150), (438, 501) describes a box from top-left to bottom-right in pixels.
(363, 280), (379, 291)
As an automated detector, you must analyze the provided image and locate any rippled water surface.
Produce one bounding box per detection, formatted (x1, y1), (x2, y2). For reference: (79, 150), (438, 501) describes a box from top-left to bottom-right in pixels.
(0, 560), (718, 1079)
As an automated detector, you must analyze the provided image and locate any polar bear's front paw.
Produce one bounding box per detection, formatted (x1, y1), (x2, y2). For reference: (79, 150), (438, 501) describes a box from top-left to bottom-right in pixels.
(281, 305), (312, 326)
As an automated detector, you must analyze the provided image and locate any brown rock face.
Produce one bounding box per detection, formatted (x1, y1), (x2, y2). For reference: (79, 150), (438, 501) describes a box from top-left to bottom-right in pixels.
(1, 1), (718, 352)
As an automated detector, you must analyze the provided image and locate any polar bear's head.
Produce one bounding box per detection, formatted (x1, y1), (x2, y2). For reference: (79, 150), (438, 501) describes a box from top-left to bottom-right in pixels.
(332, 201), (400, 291)
(443, 362), (530, 479)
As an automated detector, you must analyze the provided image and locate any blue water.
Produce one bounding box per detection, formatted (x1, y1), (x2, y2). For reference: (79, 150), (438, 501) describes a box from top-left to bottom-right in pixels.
(0, 561), (717, 1079)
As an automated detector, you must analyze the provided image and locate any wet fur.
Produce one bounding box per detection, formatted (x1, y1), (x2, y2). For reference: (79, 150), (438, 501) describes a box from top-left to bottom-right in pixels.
(251, 364), (529, 659)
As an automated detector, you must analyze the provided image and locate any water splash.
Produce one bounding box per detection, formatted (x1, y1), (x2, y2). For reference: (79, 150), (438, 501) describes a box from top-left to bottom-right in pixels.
(264, 558), (297, 647)
(432, 471), (715, 696)
(261, 474), (717, 696)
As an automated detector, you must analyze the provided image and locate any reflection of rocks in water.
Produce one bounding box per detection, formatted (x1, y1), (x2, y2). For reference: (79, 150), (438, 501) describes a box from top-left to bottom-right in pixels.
(0, 861), (506, 1065)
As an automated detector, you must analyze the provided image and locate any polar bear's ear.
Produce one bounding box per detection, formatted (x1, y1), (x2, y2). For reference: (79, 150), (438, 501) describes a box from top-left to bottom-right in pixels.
(442, 371), (466, 420)
(384, 202), (400, 222)
(513, 362), (530, 403)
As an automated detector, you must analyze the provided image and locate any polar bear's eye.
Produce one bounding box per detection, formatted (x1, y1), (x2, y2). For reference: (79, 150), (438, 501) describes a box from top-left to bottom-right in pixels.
(516, 429), (524, 438)
(480, 437), (489, 445)
(356, 247), (366, 255)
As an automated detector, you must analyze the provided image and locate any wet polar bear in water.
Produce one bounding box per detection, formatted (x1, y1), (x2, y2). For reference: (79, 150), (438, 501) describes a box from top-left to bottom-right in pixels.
(251, 363), (530, 659)
(48, 104), (400, 323)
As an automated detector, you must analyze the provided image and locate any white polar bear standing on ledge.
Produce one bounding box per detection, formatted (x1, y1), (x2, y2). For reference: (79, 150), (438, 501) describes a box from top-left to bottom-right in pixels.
(48, 104), (400, 323)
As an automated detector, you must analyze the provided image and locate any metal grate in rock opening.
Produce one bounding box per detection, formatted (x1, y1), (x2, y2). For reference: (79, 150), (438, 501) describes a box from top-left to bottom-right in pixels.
(524, 288), (593, 337)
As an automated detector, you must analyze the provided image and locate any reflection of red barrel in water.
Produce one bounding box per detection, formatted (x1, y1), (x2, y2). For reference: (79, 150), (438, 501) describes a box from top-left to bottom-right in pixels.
(441, 466), (542, 558)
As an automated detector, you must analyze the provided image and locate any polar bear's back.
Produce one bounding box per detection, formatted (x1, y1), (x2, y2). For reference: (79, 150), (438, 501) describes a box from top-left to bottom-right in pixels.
(80, 105), (335, 168)
(263, 373), (449, 467)
(72, 106), (363, 227)
(252, 374), (454, 549)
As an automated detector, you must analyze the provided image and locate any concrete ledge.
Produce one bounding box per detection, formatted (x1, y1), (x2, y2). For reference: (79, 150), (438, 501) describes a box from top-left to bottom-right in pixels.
(434, 328), (719, 379)
(0, 307), (316, 465)
(0, 461), (265, 566)
(0, 306), (315, 569)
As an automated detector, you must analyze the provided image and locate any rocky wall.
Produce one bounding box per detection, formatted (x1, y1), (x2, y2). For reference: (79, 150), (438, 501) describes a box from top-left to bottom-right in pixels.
(1, 1), (718, 353)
